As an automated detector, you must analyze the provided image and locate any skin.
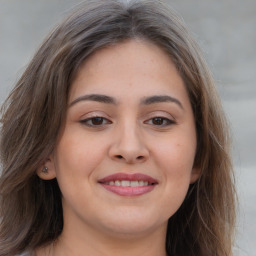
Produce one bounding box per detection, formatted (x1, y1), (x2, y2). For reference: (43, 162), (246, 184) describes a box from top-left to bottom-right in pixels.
(37, 39), (200, 256)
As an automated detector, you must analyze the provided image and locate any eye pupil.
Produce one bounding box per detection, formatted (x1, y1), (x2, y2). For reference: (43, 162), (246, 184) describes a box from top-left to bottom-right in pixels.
(152, 117), (164, 125)
(92, 117), (103, 125)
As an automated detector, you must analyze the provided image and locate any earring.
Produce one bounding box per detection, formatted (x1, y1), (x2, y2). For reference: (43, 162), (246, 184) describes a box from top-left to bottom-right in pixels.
(42, 166), (48, 173)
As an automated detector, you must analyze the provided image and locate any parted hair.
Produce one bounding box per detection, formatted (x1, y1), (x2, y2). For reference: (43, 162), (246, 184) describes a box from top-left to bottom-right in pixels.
(0, 0), (236, 255)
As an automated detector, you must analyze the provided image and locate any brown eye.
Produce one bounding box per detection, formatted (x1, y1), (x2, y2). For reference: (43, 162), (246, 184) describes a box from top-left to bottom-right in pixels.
(80, 117), (111, 127)
(91, 117), (104, 125)
(145, 117), (175, 127)
(152, 117), (165, 125)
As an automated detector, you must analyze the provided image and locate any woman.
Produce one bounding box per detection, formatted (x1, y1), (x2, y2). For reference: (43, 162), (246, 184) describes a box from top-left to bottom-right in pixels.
(0, 0), (236, 255)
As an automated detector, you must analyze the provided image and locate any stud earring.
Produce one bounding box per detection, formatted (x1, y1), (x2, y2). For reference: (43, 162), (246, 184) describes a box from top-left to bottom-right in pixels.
(42, 166), (48, 173)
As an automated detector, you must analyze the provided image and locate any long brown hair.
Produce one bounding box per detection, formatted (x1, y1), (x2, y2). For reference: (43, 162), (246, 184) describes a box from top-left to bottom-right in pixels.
(0, 1), (236, 255)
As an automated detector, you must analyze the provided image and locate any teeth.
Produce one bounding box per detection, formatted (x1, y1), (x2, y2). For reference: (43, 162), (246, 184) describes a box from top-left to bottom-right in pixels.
(104, 180), (151, 187)
(115, 180), (121, 186)
(121, 180), (130, 187)
(140, 181), (148, 186)
(130, 181), (139, 187)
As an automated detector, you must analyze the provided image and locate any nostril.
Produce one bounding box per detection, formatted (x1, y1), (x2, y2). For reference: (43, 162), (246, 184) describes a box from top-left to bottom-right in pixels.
(113, 155), (145, 162)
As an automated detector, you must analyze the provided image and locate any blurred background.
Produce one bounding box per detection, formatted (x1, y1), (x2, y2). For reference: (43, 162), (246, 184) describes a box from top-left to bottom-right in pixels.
(0, 0), (255, 254)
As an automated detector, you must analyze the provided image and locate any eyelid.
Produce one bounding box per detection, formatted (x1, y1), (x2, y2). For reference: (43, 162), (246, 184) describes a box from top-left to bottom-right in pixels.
(143, 111), (177, 127)
(80, 111), (110, 119)
(79, 112), (112, 127)
(144, 117), (176, 126)
(80, 116), (112, 127)
(144, 110), (176, 120)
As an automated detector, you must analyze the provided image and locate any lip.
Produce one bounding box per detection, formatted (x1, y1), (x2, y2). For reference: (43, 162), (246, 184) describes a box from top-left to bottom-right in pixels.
(98, 172), (158, 196)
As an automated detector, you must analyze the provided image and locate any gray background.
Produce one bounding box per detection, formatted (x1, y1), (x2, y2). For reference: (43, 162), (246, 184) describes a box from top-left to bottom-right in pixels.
(0, 0), (255, 254)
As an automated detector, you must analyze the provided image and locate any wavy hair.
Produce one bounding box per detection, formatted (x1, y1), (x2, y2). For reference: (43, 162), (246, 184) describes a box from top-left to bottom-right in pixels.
(0, 0), (236, 255)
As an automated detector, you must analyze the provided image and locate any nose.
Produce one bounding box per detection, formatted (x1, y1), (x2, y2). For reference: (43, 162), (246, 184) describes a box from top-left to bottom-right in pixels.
(108, 123), (149, 164)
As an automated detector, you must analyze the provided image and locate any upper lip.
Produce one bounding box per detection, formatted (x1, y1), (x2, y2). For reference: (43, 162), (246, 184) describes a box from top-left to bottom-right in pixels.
(98, 172), (158, 184)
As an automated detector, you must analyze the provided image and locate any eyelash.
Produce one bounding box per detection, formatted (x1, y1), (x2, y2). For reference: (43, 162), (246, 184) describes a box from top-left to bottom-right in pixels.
(80, 116), (176, 128)
(80, 117), (112, 127)
(144, 117), (176, 126)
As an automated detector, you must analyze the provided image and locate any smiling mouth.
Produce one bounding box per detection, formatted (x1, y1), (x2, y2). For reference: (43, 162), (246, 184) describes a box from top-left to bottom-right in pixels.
(101, 180), (153, 187)
(98, 173), (158, 196)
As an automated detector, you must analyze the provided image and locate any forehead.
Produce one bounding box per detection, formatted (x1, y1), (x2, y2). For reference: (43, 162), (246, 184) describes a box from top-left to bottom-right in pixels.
(69, 39), (188, 106)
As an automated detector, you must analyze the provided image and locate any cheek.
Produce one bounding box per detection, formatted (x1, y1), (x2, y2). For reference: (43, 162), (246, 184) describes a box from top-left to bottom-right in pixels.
(156, 139), (196, 175)
(53, 132), (109, 211)
(54, 130), (107, 179)
(154, 141), (195, 217)
(153, 134), (196, 200)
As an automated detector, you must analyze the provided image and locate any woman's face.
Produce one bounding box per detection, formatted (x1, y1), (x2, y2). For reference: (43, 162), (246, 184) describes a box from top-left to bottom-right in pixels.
(47, 40), (199, 238)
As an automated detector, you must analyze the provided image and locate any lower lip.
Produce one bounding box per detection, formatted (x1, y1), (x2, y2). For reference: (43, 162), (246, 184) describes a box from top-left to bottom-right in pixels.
(100, 184), (156, 196)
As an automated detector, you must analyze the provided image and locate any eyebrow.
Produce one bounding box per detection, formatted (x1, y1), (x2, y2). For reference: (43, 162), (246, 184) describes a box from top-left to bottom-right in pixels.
(140, 95), (183, 109)
(69, 93), (183, 109)
(69, 94), (117, 107)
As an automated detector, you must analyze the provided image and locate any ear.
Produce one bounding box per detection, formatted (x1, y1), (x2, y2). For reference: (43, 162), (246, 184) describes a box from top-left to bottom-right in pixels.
(190, 166), (201, 184)
(36, 156), (57, 180)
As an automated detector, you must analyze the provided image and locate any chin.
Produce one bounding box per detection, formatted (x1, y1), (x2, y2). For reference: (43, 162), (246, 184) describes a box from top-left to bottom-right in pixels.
(98, 209), (167, 237)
